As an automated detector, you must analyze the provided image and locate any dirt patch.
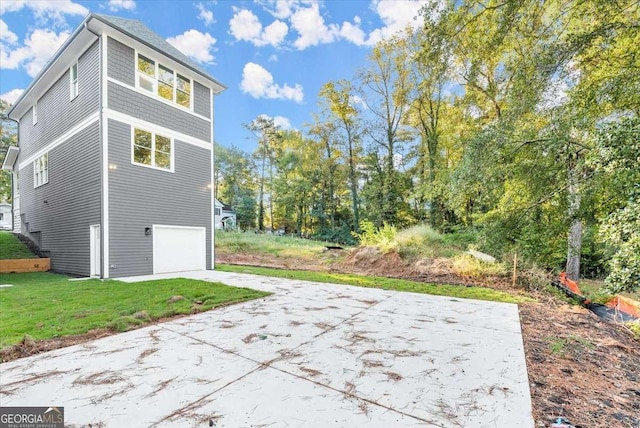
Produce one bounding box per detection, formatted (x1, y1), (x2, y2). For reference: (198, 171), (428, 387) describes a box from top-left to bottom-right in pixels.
(0, 329), (113, 363)
(520, 302), (640, 427)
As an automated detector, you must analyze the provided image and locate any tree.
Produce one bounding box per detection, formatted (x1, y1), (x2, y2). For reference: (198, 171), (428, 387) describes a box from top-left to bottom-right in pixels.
(317, 80), (364, 230)
(245, 116), (281, 231)
(214, 144), (258, 230)
(357, 33), (415, 225)
(589, 117), (640, 293)
(0, 100), (17, 203)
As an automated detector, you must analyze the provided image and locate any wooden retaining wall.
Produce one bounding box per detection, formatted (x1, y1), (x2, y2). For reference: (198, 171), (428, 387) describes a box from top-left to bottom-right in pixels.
(0, 258), (50, 273)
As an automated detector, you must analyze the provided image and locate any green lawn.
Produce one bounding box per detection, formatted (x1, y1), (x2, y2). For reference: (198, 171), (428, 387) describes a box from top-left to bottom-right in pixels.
(216, 264), (534, 304)
(0, 272), (270, 349)
(0, 231), (36, 260)
(215, 230), (340, 259)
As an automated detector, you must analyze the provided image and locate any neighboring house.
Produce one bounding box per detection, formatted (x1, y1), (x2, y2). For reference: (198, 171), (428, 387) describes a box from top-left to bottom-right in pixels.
(0, 202), (11, 230)
(1, 13), (225, 278)
(214, 199), (236, 230)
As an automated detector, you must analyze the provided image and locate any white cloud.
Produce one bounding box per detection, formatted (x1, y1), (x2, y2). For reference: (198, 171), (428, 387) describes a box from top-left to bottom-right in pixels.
(0, 19), (18, 45)
(229, 9), (262, 41)
(0, 29), (70, 77)
(272, 115), (292, 129)
(229, 8), (288, 47)
(0, 88), (24, 104)
(196, 3), (215, 25)
(107, 0), (136, 12)
(290, 3), (339, 49)
(338, 20), (366, 46)
(268, 54), (278, 62)
(259, 0), (308, 19)
(0, 0), (88, 27)
(366, 0), (427, 45)
(167, 30), (216, 64)
(240, 62), (303, 103)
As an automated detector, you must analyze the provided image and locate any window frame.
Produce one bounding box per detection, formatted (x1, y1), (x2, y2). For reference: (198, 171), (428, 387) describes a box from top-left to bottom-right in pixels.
(33, 153), (49, 188)
(131, 127), (174, 172)
(135, 52), (193, 110)
(32, 101), (38, 125)
(70, 61), (79, 100)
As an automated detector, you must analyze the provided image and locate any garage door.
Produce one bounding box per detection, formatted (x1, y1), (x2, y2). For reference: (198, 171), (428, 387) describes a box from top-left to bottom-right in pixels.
(153, 225), (206, 274)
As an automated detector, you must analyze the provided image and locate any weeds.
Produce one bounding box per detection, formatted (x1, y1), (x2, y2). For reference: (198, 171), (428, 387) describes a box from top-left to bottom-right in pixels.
(352, 221), (398, 254)
(545, 335), (594, 357)
(451, 254), (507, 279)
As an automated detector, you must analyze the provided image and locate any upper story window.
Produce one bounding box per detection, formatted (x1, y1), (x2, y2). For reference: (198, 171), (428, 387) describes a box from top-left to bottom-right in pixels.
(136, 53), (191, 109)
(32, 101), (38, 125)
(132, 128), (173, 171)
(34, 153), (48, 188)
(70, 62), (78, 99)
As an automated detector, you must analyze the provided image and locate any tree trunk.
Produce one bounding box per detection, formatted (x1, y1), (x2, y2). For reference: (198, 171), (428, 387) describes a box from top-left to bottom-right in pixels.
(566, 153), (582, 281)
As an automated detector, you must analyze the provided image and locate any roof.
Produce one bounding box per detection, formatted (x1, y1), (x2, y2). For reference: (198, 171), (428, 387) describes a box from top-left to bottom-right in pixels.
(92, 14), (225, 92)
(9, 13), (225, 119)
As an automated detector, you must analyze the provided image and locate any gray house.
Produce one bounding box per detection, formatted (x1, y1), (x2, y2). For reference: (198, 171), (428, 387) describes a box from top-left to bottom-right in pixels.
(2, 13), (225, 278)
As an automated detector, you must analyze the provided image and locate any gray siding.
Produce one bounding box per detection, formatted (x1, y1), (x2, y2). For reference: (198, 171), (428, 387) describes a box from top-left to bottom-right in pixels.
(107, 36), (135, 86)
(193, 81), (211, 118)
(108, 119), (212, 277)
(19, 41), (100, 160)
(19, 123), (101, 276)
(108, 81), (211, 142)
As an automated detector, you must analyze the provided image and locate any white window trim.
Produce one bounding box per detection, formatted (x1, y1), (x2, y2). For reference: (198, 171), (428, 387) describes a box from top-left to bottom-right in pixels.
(70, 61), (79, 100)
(135, 51), (193, 111)
(32, 101), (38, 125)
(33, 153), (48, 188)
(131, 127), (175, 173)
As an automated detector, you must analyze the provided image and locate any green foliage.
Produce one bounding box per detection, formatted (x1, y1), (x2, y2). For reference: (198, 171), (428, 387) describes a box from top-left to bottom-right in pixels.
(590, 118), (640, 293)
(627, 322), (640, 341)
(0, 99), (17, 203)
(312, 225), (357, 246)
(352, 220), (398, 253)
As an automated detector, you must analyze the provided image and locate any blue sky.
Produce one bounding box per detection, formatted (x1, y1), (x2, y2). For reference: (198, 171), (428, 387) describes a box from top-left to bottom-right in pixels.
(0, 0), (428, 152)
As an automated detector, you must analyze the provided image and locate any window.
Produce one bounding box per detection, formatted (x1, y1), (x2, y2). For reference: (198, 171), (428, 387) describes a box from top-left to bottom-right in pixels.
(215, 208), (221, 216)
(70, 62), (78, 99)
(136, 53), (191, 109)
(34, 153), (48, 187)
(132, 128), (172, 171)
(33, 101), (38, 124)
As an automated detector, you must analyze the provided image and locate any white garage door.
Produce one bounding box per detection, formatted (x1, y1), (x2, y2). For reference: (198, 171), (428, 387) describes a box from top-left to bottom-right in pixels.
(153, 225), (206, 274)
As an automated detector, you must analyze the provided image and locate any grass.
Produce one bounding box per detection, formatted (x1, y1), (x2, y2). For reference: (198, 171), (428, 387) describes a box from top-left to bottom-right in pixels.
(215, 231), (332, 259)
(216, 264), (534, 304)
(0, 272), (270, 348)
(0, 231), (36, 260)
(545, 334), (595, 357)
(578, 278), (640, 302)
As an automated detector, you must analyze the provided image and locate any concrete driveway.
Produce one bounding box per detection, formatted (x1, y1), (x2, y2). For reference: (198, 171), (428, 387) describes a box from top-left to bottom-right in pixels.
(0, 271), (534, 427)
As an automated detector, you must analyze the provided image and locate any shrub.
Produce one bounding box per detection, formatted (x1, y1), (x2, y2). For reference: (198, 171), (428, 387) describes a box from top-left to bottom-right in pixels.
(352, 220), (398, 254)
